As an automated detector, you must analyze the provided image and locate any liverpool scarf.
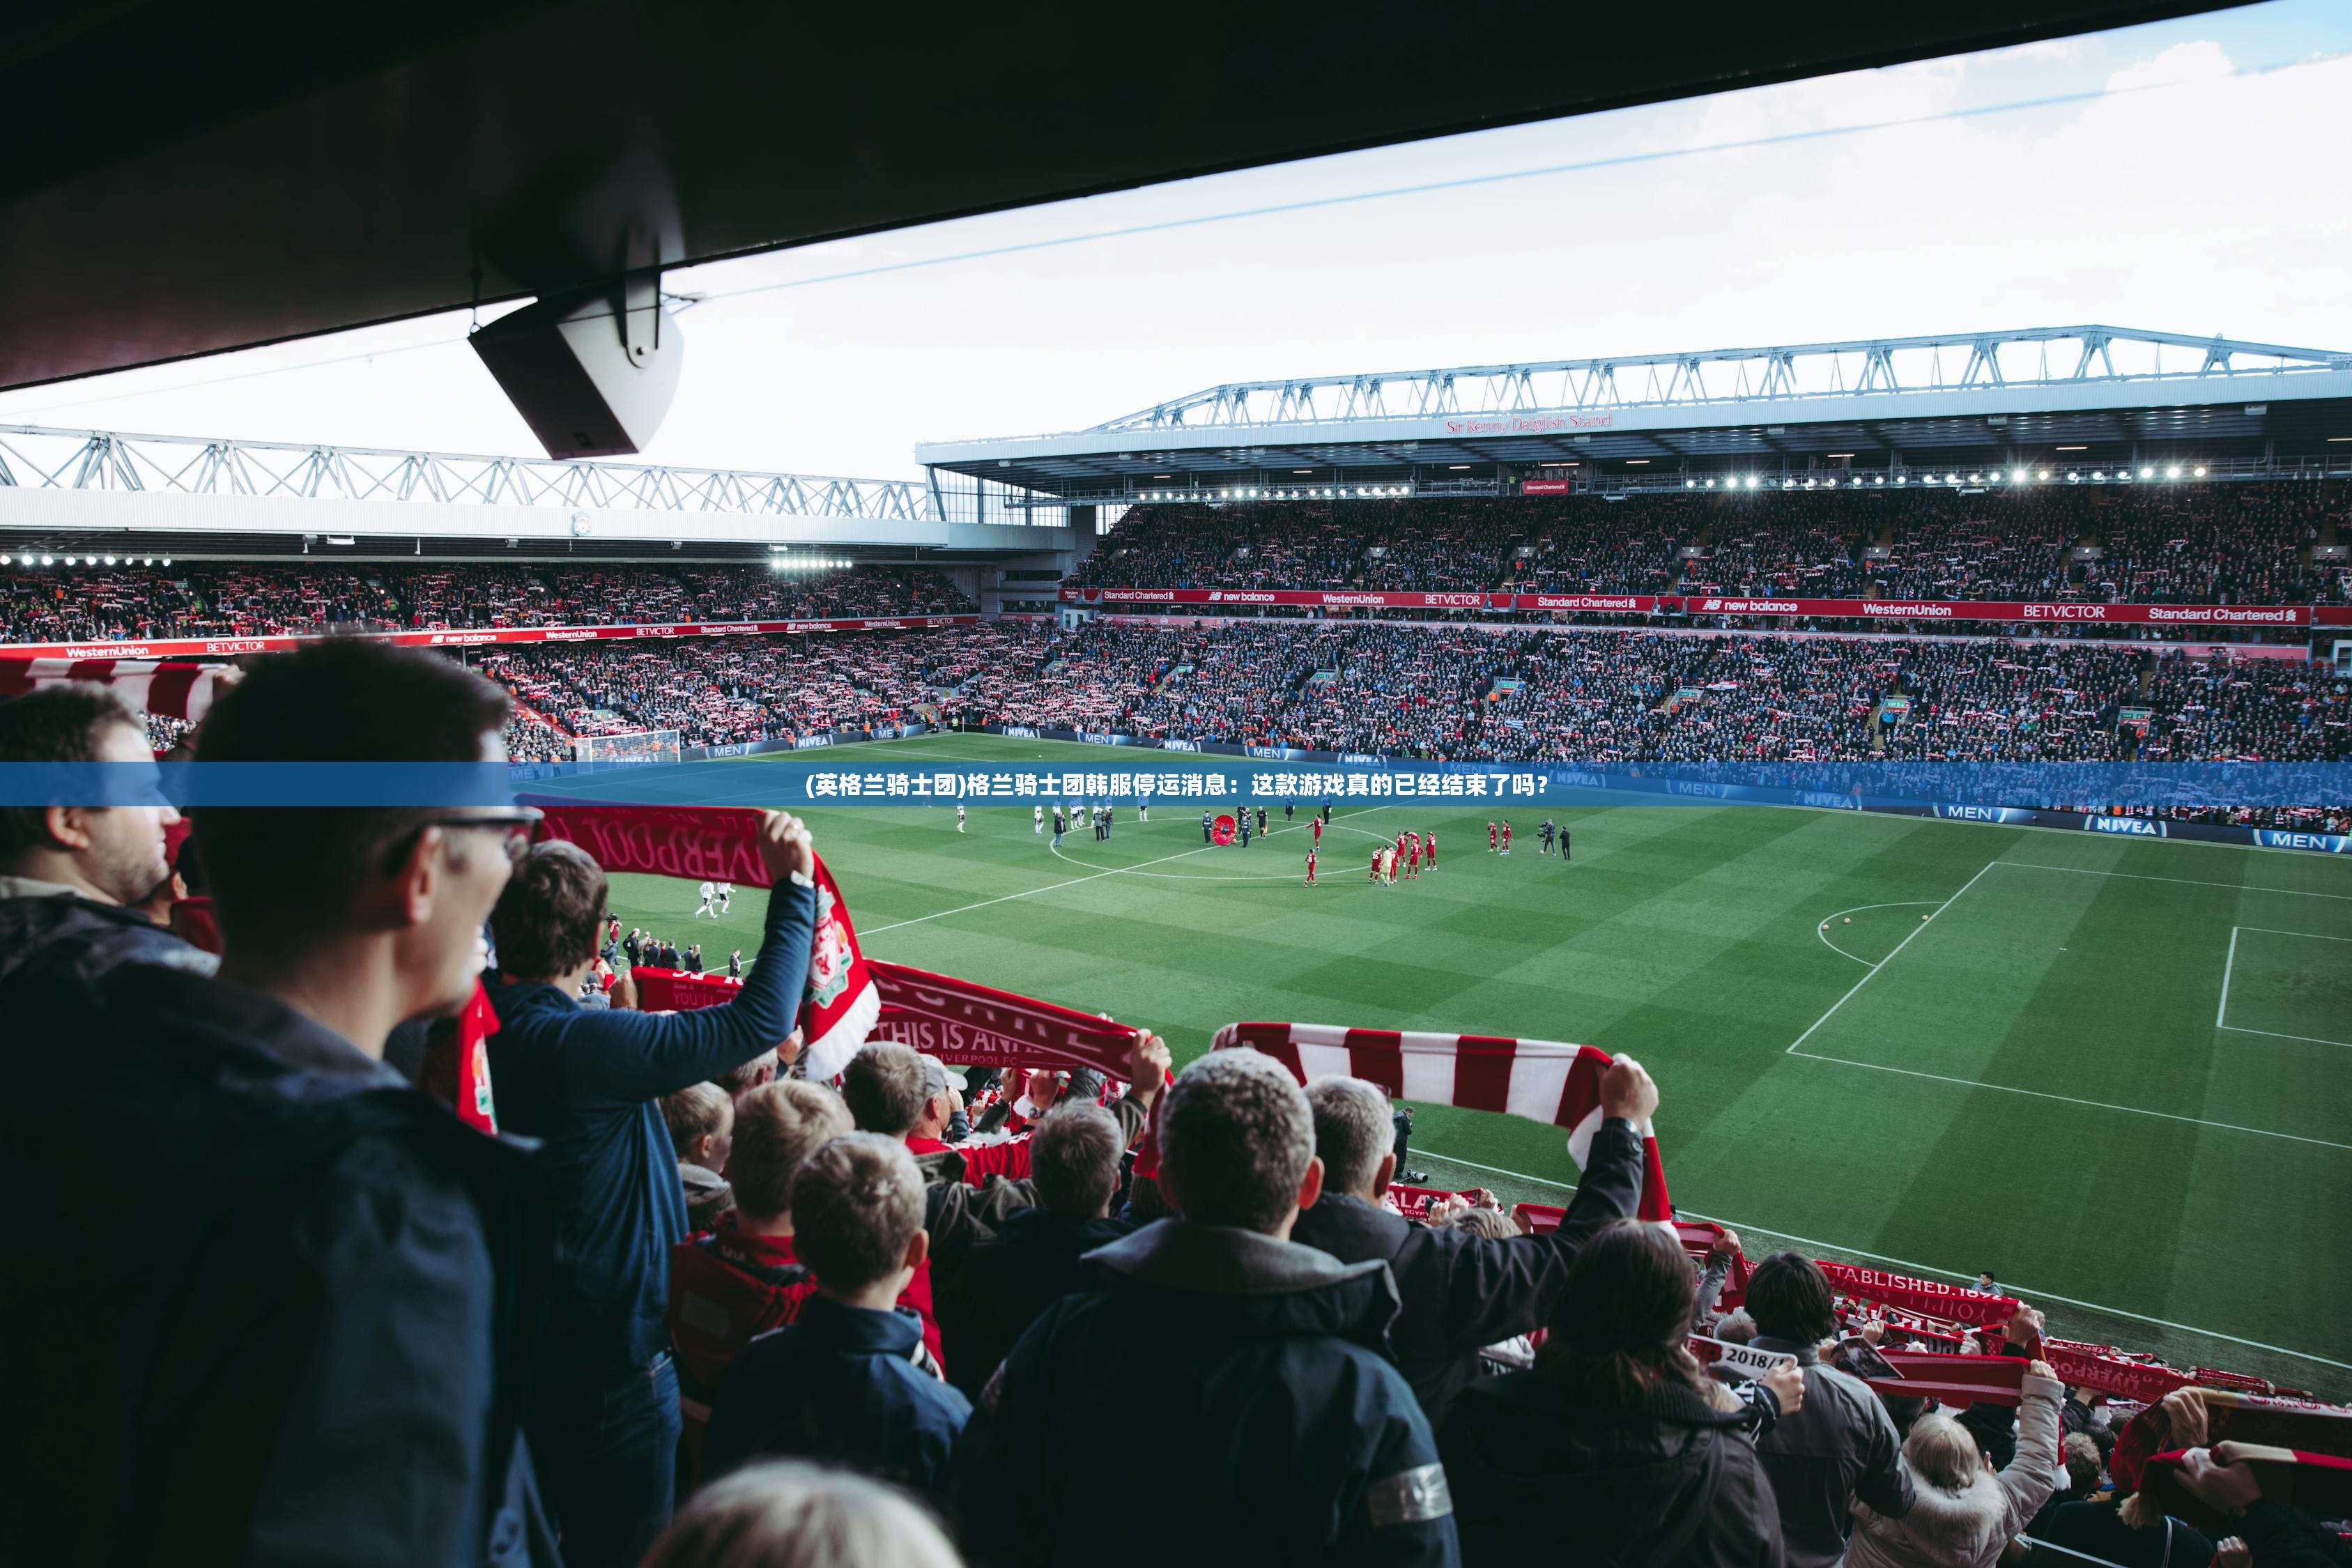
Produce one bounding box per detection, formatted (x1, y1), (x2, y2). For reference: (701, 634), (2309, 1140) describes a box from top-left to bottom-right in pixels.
(1211, 1022), (1670, 1220)
(0, 655), (226, 723)
(1814, 1261), (2022, 1330)
(525, 800), (879, 1077)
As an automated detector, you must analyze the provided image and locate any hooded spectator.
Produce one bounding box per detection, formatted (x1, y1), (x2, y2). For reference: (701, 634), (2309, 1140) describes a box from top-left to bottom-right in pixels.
(0, 680), (215, 990)
(486, 815), (819, 1568)
(1439, 1217), (1785, 1568)
(0, 637), (556, 1567)
(1291, 1067), (1652, 1426)
(1743, 1251), (1915, 1568)
(953, 1047), (1458, 1566)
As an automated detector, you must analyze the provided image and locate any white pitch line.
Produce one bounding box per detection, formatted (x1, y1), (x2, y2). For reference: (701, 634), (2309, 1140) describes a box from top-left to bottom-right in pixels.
(2218, 926), (2241, 1030)
(1408, 1144), (2352, 1372)
(2001, 863), (2352, 902)
(1815, 901), (1944, 965)
(2218, 1024), (2352, 1050)
(1785, 859), (2004, 1054)
(1784, 1052), (2352, 1151)
(859, 808), (1381, 936)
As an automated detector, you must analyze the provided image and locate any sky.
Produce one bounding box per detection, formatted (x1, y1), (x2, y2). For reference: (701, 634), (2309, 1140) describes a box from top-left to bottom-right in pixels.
(3, 0), (2349, 482)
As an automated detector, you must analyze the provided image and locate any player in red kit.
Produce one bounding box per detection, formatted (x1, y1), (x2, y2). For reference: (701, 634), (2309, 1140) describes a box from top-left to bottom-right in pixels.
(1404, 833), (1421, 879)
(1488, 821), (1498, 853)
(1369, 845), (1382, 882)
(1500, 819), (1513, 855)
(1303, 847), (1319, 887)
(1311, 815), (1323, 849)
(1424, 829), (1436, 867)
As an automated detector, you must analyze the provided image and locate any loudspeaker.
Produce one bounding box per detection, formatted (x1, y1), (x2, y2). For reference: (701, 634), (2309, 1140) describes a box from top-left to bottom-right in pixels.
(470, 284), (684, 458)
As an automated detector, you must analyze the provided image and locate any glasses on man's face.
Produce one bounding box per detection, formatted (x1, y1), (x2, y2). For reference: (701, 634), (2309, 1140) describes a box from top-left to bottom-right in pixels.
(415, 808), (544, 866)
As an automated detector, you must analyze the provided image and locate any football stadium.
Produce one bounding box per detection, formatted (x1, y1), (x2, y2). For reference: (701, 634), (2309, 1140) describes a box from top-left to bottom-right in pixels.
(3, 5), (2351, 1566)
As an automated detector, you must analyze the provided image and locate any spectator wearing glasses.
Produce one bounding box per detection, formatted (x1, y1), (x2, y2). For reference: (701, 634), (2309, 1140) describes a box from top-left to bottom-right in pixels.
(0, 638), (560, 1567)
(0, 681), (215, 991)
(486, 813), (820, 1568)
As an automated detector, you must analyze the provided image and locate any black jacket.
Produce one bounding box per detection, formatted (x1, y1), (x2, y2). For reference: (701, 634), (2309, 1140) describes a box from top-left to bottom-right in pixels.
(0, 964), (555, 1568)
(953, 1219), (1459, 1567)
(1288, 1118), (1647, 1425)
(933, 1207), (1132, 1401)
(1440, 1373), (1783, 1568)
(1750, 1335), (1913, 1568)
(0, 882), (217, 994)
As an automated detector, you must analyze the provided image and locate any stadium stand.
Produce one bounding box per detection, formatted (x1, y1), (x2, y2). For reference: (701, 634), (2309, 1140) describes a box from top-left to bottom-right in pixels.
(0, 562), (973, 643)
(1070, 485), (2352, 606)
(5, 635), (2346, 1568)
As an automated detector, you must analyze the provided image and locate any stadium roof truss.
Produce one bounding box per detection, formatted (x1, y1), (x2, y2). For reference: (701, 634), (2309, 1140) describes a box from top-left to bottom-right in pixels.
(916, 328), (2352, 500)
(0, 425), (1075, 560)
(0, 425), (939, 521)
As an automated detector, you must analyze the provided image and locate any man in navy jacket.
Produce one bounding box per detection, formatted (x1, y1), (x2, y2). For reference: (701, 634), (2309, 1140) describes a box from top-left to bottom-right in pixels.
(2, 638), (561, 1568)
(486, 813), (817, 1568)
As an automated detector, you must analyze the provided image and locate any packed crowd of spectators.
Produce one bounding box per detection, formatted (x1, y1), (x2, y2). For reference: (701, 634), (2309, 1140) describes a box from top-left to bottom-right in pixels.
(1070, 484), (2352, 606)
(0, 562), (973, 643)
(5, 643), (2347, 1568)
(484, 624), (1052, 753)
(468, 613), (2348, 768)
(965, 621), (2349, 766)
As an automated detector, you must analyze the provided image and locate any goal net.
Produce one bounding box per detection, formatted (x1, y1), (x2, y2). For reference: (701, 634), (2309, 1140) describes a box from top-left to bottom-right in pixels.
(573, 729), (683, 771)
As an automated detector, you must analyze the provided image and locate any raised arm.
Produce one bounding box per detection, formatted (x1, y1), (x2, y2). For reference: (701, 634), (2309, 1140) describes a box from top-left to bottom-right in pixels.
(564, 813), (820, 1100)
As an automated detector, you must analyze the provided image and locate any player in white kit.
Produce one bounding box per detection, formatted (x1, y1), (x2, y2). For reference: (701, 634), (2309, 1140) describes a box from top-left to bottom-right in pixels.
(1034, 804), (1044, 835)
(693, 879), (716, 917)
(956, 803), (967, 832)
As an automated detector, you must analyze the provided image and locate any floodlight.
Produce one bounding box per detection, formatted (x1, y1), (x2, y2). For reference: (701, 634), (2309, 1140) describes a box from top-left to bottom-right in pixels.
(41, 555), (54, 566)
(2068, 472), (2080, 482)
(2166, 466), (2182, 479)
(2091, 471), (2105, 481)
(2192, 466), (2206, 477)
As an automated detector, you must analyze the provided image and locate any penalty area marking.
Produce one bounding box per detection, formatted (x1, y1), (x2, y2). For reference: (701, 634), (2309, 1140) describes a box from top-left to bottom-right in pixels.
(1815, 902), (1944, 965)
(1406, 1144), (2352, 1373)
(1783, 861), (2350, 1151)
(2215, 925), (2352, 1050)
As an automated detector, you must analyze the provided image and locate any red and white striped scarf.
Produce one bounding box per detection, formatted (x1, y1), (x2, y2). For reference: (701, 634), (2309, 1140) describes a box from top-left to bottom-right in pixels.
(1210, 1022), (1671, 1220)
(0, 656), (226, 722)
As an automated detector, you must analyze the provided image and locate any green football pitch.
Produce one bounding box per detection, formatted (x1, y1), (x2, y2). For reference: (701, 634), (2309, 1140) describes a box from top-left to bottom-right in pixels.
(579, 733), (2352, 1395)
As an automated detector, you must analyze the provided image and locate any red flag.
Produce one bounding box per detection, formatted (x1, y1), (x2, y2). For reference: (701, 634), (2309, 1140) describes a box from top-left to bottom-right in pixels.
(1212, 1022), (1670, 1220)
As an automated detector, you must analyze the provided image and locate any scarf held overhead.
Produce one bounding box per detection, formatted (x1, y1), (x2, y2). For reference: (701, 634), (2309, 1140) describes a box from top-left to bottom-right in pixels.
(1210, 1022), (1670, 1220)
(525, 800), (878, 1078)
